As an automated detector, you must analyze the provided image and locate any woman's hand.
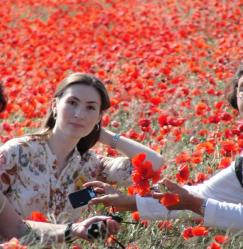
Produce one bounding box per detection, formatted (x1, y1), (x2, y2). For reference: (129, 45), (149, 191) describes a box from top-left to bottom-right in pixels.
(152, 179), (204, 215)
(72, 215), (120, 242)
(83, 181), (137, 211)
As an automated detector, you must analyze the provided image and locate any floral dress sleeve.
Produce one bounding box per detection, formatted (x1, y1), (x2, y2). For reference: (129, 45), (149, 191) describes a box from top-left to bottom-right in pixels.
(86, 152), (133, 186)
(0, 140), (20, 193)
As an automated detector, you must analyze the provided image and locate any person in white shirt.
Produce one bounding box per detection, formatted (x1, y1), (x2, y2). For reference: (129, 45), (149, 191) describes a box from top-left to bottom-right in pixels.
(84, 64), (243, 231)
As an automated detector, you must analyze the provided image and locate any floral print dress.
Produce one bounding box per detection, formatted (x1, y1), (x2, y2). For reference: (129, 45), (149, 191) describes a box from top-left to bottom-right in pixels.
(0, 136), (132, 222)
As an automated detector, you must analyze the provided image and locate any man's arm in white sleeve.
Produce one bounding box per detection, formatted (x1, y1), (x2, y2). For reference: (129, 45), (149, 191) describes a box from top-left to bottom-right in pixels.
(136, 195), (198, 220)
(204, 198), (243, 231)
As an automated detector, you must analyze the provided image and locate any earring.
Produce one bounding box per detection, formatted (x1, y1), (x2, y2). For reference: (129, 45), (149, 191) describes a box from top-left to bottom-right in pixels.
(96, 124), (100, 130)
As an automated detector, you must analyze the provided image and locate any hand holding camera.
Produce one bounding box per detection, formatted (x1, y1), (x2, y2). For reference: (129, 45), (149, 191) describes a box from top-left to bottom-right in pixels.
(69, 215), (120, 242)
(87, 214), (123, 240)
(68, 188), (122, 241)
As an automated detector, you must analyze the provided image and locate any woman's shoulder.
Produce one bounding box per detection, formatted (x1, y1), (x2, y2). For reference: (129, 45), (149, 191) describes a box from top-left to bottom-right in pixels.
(0, 135), (45, 150)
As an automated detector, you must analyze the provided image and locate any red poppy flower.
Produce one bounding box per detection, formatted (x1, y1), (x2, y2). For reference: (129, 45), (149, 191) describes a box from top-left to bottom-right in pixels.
(220, 140), (239, 156)
(220, 112), (233, 122)
(176, 164), (190, 184)
(182, 226), (208, 240)
(195, 102), (210, 116)
(175, 152), (190, 164)
(0, 238), (27, 249)
(196, 141), (215, 154)
(157, 220), (173, 230)
(194, 172), (208, 184)
(160, 193), (180, 207)
(182, 227), (193, 240)
(72, 245), (83, 249)
(207, 242), (222, 249)
(217, 157), (231, 169)
(26, 211), (48, 222)
(191, 226), (208, 236)
(131, 153), (147, 169)
(131, 211), (140, 221)
(126, 243), (140, 249)
(214, 235), (229, 244)
(130, 153), (162, 196)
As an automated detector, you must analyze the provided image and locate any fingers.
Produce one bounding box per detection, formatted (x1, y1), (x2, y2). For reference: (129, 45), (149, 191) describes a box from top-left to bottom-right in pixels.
(83, 181), (109, 189)
(160, 178), (181, 192)
(106, 219), (120, 235)
(82, 216), (120, 241)
(161, 178), (173, 187)
(87, 215), (111, 223)
(92, 187), (105, 194)
(81, 215), (112, 228)
(152, 192), (164, 200)
(89, 196), (111, 206)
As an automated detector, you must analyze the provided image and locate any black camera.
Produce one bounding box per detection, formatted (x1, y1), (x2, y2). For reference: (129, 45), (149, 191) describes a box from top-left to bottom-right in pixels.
(68, 187), (96, 208)
(87, 214), (123, 240)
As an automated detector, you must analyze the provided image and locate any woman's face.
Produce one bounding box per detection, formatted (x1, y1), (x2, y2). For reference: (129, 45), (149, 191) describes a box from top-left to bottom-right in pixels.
(237, 76), (243, 117)
(53, 84), (102, 139)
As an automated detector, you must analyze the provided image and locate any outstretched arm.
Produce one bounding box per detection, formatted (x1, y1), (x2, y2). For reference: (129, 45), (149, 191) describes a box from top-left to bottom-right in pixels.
(0, 192), (119, 245)
(99, 128), (164, 171)
(24, 216), (119, 245)
(84, 181), (198, 220)
(157, 179), (243, 230)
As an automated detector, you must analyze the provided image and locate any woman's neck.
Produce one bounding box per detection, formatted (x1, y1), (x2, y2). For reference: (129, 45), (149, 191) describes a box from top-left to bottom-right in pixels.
(47, 131), (79, 164)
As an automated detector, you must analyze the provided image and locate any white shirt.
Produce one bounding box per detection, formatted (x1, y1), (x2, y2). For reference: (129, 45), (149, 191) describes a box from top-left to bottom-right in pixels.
(136, 157), (243, 230)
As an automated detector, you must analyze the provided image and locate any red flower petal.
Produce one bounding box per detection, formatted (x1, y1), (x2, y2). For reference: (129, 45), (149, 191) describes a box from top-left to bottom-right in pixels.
(160, 193), (180, 207)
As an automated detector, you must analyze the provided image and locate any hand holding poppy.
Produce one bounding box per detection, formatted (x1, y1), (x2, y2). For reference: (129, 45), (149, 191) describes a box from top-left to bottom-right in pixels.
(153, 178), (204, 215)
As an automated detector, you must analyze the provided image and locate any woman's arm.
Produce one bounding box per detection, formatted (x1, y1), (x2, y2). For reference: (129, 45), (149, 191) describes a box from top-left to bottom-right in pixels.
(0, 192), (26, 239)
(0, 192), (119, 244)
(84, 181), (198, 220)
(24, 216), (119, 245)
(99, 128), (164, 171)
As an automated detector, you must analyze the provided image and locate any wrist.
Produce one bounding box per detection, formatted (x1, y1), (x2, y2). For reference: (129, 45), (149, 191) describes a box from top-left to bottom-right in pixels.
(100, 129), (121, 149)
(199, 198), (207, 216)
(125, 196), (137, 211)
(111, 133), (120, 149)
(190, 196), (206, 216)
(64, 223), (76, 243)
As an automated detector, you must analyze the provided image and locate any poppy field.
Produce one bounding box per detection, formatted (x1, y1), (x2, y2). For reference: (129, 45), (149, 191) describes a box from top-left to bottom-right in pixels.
(0, 0), (243, 248)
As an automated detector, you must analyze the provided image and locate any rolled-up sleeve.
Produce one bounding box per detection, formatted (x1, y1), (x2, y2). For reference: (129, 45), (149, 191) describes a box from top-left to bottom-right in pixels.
(204, 198), (243, 230)
(136, 195), (197, 220)
(95, 154), (132, 186)
(183, 161), (243, 204)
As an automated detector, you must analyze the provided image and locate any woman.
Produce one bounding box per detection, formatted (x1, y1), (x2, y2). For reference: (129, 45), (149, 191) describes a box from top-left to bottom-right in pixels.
(0, 73), (163, 223)
(0, 84), (120, 245)
(84, 64), (243, 231)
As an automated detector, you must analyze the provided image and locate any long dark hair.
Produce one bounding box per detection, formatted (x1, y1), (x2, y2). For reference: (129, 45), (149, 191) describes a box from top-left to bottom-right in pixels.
(226, 64), (243, 111)
(41, 73), (110, 155)
(0, 84), (7, 113)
